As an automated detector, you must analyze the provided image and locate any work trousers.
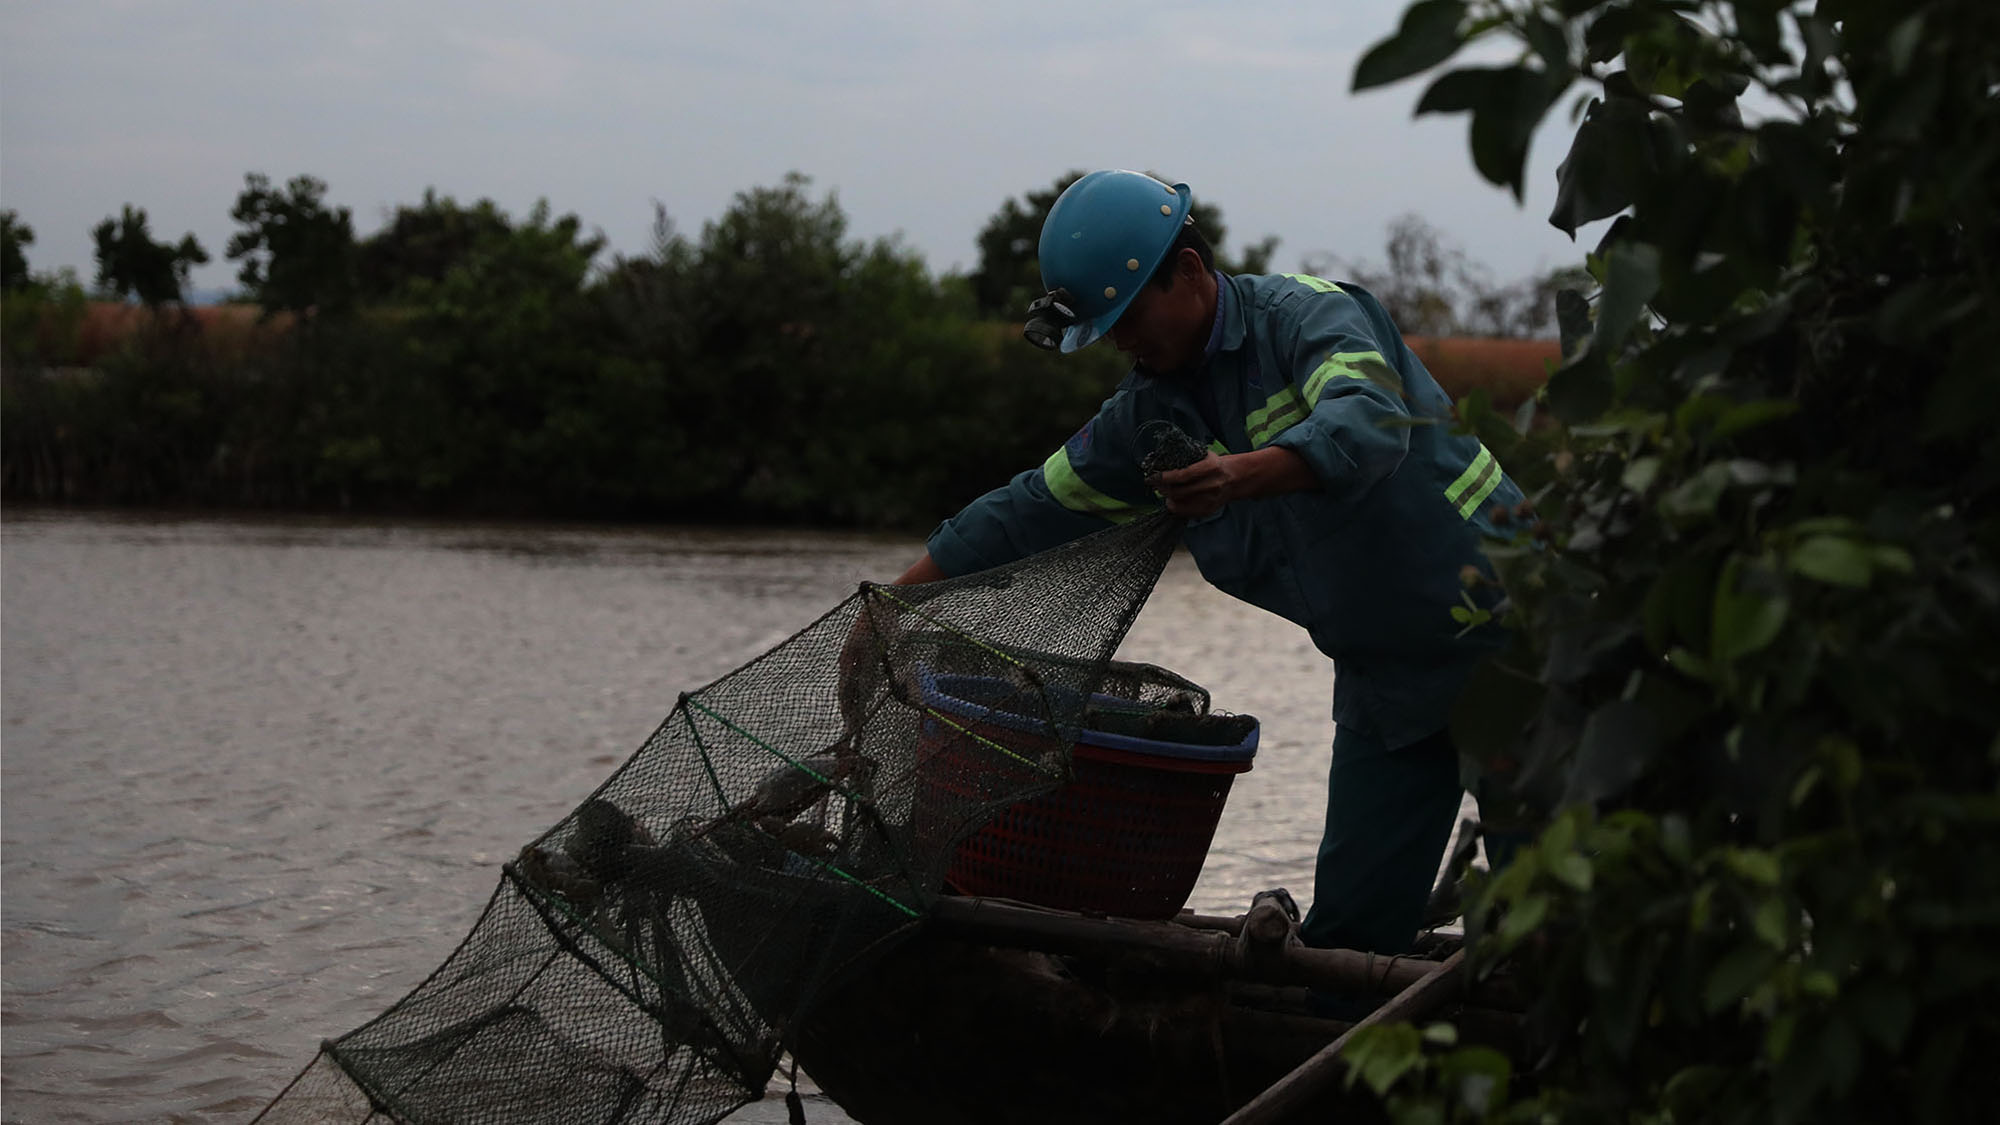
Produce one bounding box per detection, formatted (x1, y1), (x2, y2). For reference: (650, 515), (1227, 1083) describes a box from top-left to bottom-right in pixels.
(1297, 723), (1463, 954)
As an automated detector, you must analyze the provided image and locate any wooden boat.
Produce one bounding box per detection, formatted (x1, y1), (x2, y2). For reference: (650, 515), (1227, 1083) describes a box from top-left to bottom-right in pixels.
(788, 895), (1525, 1125)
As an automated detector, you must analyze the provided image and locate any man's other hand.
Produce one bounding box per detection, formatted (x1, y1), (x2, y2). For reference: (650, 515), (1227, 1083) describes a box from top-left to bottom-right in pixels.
(1148, 447), (1319, 518)
(1149, 452), (1235, 518)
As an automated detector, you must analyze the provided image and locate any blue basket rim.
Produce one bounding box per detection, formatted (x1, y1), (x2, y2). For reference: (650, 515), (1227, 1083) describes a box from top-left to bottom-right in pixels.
(915, 668), (1257, 763)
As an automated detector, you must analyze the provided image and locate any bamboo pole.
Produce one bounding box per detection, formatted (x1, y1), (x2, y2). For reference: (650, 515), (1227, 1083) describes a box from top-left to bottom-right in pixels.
(924, 898), (1518, 1011)
(1219, 949), (1467, 1125)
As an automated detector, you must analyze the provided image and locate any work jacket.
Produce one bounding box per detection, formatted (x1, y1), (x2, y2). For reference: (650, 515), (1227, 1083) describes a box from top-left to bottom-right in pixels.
(927, 273), (1524, 749)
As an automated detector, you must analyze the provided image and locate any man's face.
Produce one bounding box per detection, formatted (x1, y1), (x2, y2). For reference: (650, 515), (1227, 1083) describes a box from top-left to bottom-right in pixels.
(1106, 250), (1211, 375)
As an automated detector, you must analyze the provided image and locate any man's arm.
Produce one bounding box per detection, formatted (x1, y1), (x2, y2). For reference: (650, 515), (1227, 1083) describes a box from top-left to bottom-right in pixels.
(891, 553), (949, 585)
(924, 389), (1161, 577)
(1263, 289), (1416, 505)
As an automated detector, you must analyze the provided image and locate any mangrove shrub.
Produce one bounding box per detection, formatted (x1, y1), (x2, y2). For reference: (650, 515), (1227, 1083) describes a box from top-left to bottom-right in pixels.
(1341, 0), (2000, 1121)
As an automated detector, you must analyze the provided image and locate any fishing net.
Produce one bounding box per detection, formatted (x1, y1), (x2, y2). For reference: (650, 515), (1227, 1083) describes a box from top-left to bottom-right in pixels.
(254, 508), (1210, 1125)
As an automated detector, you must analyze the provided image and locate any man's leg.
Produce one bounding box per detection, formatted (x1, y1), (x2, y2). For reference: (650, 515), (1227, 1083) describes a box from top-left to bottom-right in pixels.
(1298, 725), (1463, 953)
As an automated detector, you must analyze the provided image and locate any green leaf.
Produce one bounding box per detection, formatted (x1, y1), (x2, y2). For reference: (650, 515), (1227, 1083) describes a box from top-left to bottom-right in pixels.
(1546, 350), (1613, 422)
(1551, 852), (1594, 891)
(1583, 7), (1649, 64)
(1339, 1022), (1426, 1096)
(1822, 736), (1862, 790)
(1887, 13), (1925, 75)
(1846, 979), (1914, 1052)
(1689, 881), (1715, 930)
(1449, 658), (1545, 771)
(1703, 944), (1778, 1013)
(1711, 398), (1800, 441)
(1665, 646), (1711, 680)
(1621, 455), (1661, 493)
(1469, 67), (1569, 200)
(1870, 545), (1914, 574)
(1593, 935), (1661, 1059)
(1524, 14), (1569, 72)
(1724, 847), (1782, 886)
(1710, 554), (1788, 663)
(1556, 287), (1593, 357)
(1565, 699), (1667, 806)
(1542, 809), (1577, 856)
(1788, 764), (1821, 808)
(1789, 535), (1873, 587)
(1592, 240), (1661, 352)
(1548, 96), (1650, 237)
(1800, 970), (1838, 1000)
(1787, 516), (1863, 536)
(1752, 895), (1789, 948)
(1683, 78), (1744, 130)
(1624, 21), (1695, 98)
(1758, 121), (1834, 209)
(1661, 814), (1692, 865)
(1646, 556), (1720, 653)
(1663, 1065), (1729, 1112)
(1422, 1021), (1459, 1046)
(1439, 1046), (1512, 1114)
(1498, 893), (1551, 946)
(1416, 66), (1504, 114)
(1353, 0), (1469, 92)
(1766, 1010), (1798, 1061)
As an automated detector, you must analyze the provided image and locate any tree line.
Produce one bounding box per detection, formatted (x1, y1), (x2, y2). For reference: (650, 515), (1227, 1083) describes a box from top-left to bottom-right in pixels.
(0, 172), (1564, 526)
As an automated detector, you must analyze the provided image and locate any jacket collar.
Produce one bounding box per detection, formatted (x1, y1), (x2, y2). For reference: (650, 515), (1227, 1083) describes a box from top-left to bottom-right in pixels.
(1214, 272), (1248, 354)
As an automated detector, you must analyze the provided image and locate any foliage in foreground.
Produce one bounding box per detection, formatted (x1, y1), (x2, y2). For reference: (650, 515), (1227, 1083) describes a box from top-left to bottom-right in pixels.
(1340, 0), (2000, 1121)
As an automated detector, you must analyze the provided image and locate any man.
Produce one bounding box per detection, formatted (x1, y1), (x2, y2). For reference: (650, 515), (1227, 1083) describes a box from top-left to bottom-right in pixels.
(890, 169), (1522, 955)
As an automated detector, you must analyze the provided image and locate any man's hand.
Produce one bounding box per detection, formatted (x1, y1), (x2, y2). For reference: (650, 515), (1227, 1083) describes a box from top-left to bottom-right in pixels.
(1149, 452), (1236, 518)
(1148, 447), (1319, 518)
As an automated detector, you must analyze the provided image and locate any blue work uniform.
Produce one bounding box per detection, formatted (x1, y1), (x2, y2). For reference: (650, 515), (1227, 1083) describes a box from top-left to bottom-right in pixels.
(926, 272), (1524, 953)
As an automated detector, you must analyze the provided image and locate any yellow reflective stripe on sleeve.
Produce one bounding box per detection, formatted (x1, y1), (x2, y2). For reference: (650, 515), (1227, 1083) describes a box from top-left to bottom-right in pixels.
(1303, 350), (1397, 406)
(1042, 446), (1148, 524)
(1207, 439), (1228, 455)
(1443, 445), (1493, 505)
(1245, 387), (1306, 446)
(1444, 444), (1504, 519)
(1458, 458), (1504, 518)
(1282, 274), (1343, 294)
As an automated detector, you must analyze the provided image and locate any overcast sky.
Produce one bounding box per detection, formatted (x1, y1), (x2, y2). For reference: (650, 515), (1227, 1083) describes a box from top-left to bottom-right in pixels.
(2, 0), (1596, 298)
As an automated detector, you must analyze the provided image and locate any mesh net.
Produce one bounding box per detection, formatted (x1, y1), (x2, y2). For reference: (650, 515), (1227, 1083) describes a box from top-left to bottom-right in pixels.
(255, 510), (1209, 1124)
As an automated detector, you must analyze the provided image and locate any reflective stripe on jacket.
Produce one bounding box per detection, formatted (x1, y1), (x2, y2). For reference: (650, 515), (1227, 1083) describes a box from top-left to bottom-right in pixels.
(927, 273), (1523, 748)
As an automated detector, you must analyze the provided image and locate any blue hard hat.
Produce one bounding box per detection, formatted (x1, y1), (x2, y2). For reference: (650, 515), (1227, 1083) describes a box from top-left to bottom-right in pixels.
(1037, 170), (1193, 353)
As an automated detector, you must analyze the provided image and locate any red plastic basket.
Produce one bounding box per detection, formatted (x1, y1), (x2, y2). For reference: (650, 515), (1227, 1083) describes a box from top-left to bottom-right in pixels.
(916, 672), (1257, 919)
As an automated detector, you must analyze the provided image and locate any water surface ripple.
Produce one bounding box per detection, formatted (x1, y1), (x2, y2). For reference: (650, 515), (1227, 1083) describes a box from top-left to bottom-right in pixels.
(3, 510), (1339, 1122)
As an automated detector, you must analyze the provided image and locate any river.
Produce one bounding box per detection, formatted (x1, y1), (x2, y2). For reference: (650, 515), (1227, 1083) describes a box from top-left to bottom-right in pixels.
(1, 508), (1372, 1123)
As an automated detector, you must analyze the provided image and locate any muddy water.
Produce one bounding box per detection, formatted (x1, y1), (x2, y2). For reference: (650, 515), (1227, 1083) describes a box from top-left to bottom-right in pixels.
(1, 510), (1355, 1123)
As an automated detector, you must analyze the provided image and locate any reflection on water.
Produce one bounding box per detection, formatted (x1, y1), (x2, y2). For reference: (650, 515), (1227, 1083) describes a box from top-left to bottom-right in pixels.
(1, 509), (1336, 1123)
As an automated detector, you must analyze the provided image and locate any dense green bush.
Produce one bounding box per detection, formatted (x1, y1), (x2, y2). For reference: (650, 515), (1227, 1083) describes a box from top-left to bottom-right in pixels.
(0, 174), (1126, 526)
(1339, 0), (1999, 1121)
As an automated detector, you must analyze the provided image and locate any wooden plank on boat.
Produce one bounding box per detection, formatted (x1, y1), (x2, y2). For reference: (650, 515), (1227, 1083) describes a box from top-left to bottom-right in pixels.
(1219, 948), (1467, 1125)
(925, 897), (1518, 1010)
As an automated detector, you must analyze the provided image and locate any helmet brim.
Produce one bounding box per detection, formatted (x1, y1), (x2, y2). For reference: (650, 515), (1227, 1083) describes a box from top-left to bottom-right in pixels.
(1059, 320), (1106, 353)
